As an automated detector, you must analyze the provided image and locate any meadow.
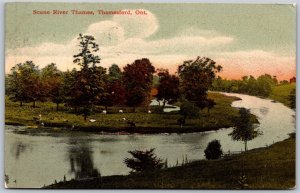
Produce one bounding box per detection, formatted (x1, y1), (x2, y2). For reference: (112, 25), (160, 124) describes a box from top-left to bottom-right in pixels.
(5, 93), (257, 134)
(269, 83), (296, 108)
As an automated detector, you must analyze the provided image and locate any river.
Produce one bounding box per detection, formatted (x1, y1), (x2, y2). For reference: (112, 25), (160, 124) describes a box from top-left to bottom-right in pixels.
(4, 93), (295, 188)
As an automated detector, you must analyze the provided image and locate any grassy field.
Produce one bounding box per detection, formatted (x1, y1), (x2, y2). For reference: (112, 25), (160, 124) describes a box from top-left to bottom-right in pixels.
(6, 93), (255, 133)
(269, 83), (295, 108)
(46, 133), (295, 189)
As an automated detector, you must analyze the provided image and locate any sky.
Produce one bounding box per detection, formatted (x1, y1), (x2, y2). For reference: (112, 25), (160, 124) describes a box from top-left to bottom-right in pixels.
(5, 3), (296, 80)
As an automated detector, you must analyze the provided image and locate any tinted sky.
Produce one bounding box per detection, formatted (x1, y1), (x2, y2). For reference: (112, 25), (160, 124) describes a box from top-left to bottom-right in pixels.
(5, 3), (296, 80)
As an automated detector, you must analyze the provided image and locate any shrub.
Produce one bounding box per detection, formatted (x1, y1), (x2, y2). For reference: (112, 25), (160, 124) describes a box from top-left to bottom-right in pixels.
(204, 140), (222, 160)
(124, 148), (163, 173)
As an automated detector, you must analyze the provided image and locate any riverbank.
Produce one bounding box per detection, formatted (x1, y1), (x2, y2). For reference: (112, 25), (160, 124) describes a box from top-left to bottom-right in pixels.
(269, 83), (295, 108)
(5, 93), (257, 134)
(46, 133), (295, 189)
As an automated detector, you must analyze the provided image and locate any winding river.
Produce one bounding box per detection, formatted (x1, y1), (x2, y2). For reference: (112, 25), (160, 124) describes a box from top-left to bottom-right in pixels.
(4, 93), (295, 188)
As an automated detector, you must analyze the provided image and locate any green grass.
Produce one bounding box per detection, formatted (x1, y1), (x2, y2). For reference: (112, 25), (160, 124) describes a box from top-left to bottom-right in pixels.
(5, 93), (254, 133)
(269, 83), (295, 108)
(46, 133), (295, 189)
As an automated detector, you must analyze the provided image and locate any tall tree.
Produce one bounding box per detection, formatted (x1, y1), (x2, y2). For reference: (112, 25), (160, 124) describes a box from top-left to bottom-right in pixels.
(100, 80), (126, 110)
(156, 69), (180, 111)
(7, 61), (41, 107)
(69, 34), (105, 120)
(99, 64), (125, 110)
(41, 63), (63, 111)
(108, 64), (122, 81)
(178, 56), (222, 108)
(179, 100), (200, 127)
(205, 98), (216, 114)
(123, 58), (155, 112)
(229, 108), (262, 151)
(73, 34), (100, 69)
(256, 74), (274, 97)
(63, 69), (78, 111)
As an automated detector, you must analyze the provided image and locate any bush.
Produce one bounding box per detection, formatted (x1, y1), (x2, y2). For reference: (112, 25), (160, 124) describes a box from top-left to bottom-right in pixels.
(204, 140), (222, 160)
(124, 148), (163, 173)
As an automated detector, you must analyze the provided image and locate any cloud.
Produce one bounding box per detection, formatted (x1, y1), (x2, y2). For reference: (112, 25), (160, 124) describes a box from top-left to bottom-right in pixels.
(6, 9), (234, 73)
(5, 9), (295, 80)
(112, 9), (158, 38)
(86, 21), (125, 46)
(177, 26), (221, 37)
(107, 35), (233, 55)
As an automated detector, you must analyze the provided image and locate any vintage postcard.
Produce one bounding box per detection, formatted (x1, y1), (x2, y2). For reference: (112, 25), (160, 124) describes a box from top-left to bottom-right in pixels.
(4, 3), (296, 189)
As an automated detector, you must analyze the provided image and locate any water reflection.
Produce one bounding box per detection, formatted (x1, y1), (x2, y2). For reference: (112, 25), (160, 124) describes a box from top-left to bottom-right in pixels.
(68, 139), (100, 179)
(10, 141), (32, 160)
(4, 93), (296, 188)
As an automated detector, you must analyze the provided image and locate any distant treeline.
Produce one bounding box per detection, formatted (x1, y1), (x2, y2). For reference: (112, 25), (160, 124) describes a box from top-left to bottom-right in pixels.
(211, 74), (288, 97)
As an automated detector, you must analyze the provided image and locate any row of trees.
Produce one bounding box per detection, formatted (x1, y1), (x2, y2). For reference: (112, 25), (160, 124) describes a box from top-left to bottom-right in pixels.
(6, 34), (223, 120)
(212, 74), (278, 97)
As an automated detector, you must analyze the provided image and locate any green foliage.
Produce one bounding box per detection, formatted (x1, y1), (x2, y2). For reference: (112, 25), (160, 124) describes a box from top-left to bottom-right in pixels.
(211, 74), (278, 97)
(180, 100), (200, 121)
(108, 64), (122, 81)
(204, 140), (223, 160)
(124, 148), (163, 173)
(68, 34), (106, 120)
(288, 88), (296, 109)
(99, 64), (126, 109)
(178, 56), (222, 108)
(6, 61), (42, 107)
(269, 83), (295, 108)
(70, 66), (106, 120)
(229, 108), (262, 151)
(205, 98), (216, 114)
(41, 63), (64, 110)
(279, 80), (289, 85)
(212, 74), (277, 97)
(73, 33), (100, 69)
(256, 74), (274, 97)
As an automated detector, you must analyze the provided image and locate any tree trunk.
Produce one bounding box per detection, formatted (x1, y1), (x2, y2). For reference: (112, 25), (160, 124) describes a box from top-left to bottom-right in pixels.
(56, 103), (59, 111)
(20, 101), (23, 107)
(105, 106), (108, 112)
(84, 114), (87, 121)
(183, 115), (187, 123)
(161, 100), (166, 111)
(244, 141), (247, 151)
(33, 101), (36, 108)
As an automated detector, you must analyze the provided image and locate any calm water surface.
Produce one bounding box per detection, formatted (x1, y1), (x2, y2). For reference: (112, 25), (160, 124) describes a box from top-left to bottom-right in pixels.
(5, 93), (295, 188)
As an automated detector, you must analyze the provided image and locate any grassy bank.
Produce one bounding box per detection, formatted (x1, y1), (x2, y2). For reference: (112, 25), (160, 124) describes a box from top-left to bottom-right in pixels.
(5, 93), (256, 134)
(269, 83), (295, 108)
(46, 133), (295, 189)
